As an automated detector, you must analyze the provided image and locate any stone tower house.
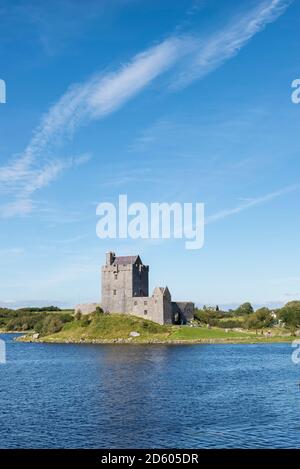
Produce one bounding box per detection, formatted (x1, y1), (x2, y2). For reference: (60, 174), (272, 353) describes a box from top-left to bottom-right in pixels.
(75, 251), (194, 325)
(100, 252), (194, 325)
(101, 252), (149, 314)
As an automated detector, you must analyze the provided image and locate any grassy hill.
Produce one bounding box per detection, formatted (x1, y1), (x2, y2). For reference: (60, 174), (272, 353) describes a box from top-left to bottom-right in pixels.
(17, 312), (294, 344)
(39, 313), (170, 343)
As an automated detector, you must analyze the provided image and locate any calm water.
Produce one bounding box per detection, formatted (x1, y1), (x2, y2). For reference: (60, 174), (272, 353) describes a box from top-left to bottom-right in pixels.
(1, 333), (300, 448)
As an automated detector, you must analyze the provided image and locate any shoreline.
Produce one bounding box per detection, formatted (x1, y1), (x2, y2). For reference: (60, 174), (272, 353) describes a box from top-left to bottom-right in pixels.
(15, 334), (294, 345)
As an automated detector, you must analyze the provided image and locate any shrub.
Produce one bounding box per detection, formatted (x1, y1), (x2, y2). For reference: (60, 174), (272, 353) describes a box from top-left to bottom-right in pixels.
(234, 302), (254, 316)
(218, 320), (244, 329)
(278, 301), (300, 331)
(81, 316), (91, 326)
(32, 314), (72, 335)
(245, 308), (274, 330)
(57, 313), (73, 323)
(74, 311), (82, 320)
(140, 320), (164, 333)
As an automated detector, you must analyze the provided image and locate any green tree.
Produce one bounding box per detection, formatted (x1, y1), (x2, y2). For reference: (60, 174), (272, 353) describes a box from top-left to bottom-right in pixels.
(245, 308), (273, 332)
(278, 301), (300, 335)
(234, 302), (254, 316)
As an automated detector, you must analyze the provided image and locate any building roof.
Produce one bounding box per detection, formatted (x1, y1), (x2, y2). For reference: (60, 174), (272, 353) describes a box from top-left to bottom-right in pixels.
(113, 255), (141, 265)
(153, 286), (171, 298)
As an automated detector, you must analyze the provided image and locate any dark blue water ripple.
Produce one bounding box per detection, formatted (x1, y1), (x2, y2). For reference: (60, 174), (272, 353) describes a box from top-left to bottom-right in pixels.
(0, 334), (299, 448)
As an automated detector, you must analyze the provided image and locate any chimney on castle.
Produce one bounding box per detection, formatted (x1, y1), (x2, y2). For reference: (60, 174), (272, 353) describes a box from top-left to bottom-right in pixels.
(106, 251), (115, 266)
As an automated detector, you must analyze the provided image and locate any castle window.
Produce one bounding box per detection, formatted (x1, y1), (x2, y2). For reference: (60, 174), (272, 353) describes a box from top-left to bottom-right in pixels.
(113, 290), (116, 295)
(144, 301), (147, 305)
(134, 301), (137, 305)
(144, 310), (147, 315)
(114, 274), (117, 280)
(155, 300), (157, 304)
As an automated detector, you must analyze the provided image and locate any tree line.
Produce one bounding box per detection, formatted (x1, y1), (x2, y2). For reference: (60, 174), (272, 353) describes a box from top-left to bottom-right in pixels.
(194, 301), (300, 333)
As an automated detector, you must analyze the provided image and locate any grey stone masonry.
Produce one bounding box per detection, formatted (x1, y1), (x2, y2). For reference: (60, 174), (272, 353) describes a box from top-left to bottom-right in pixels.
(75, 303), (101, 315)
(75, 251), (194, 325)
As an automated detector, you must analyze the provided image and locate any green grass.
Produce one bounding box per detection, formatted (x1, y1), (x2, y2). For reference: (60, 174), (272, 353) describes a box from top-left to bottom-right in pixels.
(18, 313), (295, 344)
(41, 313), (171, 342)
(169, 326), (295, 343)
(169, 326), (254, 340)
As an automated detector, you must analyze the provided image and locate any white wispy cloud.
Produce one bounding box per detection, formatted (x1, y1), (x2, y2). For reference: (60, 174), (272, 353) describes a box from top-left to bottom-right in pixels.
(0, 153), (91, 217)
(206, 184), (299, 224)
(4, 36), (188, 179)
(172, 0), (292, 88)
(0, 199), (33, 218)
(0, 37), (190, 216)
(0, 0), (292, 217)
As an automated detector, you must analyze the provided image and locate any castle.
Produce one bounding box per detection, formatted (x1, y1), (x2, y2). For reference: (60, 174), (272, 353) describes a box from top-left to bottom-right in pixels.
(75, 252), (194, 325)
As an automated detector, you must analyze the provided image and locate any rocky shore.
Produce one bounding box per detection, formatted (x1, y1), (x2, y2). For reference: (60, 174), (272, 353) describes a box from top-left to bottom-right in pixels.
(16, 334), (293, 345)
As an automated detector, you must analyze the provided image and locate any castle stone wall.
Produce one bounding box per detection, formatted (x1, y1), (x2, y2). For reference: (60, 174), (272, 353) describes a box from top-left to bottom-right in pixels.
(75, 303), (101, 315)
(75, 252), (195, 325)
(129, 288), (173, 325)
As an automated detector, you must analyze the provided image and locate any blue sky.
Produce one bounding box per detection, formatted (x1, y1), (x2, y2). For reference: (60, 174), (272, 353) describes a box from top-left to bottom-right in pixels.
(0, 0), (299, 309)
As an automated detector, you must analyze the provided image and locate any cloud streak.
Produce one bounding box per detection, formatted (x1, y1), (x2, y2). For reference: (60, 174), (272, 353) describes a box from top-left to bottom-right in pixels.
(0, 153), (91, 217)
(172, 0), (292, 88)
(0, 0), (292, 216)
(206, 184), (299, 224)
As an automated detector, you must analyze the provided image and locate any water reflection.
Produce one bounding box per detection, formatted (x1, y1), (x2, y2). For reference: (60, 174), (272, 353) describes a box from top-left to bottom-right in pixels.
(0, 336), (299, 448)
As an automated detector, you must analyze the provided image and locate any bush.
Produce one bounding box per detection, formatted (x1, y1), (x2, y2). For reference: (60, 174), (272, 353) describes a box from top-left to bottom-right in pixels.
(57, 313), (73, 323)
(95, 306), (104, 315)
(34, 316), (64, 335)
(278, 301), (300, 332)
(218, 320), (244, 329)
(90, 306), (104, 318)
(245, 308), (274, 330)
(81, 316), (91, 326)
(74, 311), (82, 320)
(234, 302), (254, 316)
(194, 309), (224, 325)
